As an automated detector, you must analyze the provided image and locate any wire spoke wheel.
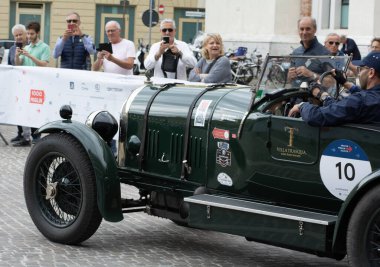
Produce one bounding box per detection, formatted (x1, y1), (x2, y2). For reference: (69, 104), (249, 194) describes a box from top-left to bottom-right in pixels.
(24, 133), (102, 244)
(37, 154), (82, 227)
(347, 186), (380, 267)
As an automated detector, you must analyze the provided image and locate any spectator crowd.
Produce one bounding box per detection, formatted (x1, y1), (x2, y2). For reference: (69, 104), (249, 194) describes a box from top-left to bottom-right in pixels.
(2, 12), (380, 146)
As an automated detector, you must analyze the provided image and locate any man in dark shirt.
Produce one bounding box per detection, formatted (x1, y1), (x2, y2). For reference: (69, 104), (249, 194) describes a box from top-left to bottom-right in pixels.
(340, 35), (361, 60)
(53, 12), (95, 70)
(288, 17), (330, 87)
(288, 51), (380, 126)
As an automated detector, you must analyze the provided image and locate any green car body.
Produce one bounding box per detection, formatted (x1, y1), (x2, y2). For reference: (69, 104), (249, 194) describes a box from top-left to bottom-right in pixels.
(26, 55), (380, 265)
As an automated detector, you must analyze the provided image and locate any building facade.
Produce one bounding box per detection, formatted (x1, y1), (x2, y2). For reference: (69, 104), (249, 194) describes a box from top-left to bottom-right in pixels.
(205, 0), (380, 57)
(0, 0), (205, 66)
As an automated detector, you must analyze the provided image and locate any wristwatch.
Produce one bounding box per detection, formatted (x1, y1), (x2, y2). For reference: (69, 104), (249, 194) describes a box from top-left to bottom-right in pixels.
(320, 93), (330, 102)
(298, 102), (305, 110)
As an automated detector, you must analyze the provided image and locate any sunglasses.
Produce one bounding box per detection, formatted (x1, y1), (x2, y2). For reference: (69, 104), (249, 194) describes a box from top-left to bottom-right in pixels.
(357, 66), (370, 73)
(106, 29), (118, 33)
(161, 28), (174, 33)
(66, 19), (78, 23)
(328, 41), (340, 46)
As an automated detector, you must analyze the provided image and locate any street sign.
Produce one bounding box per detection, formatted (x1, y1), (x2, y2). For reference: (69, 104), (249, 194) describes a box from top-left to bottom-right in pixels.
(142, 9), (159, 27)
(185, 11), (205, 18)
(158, 4), (164, 15)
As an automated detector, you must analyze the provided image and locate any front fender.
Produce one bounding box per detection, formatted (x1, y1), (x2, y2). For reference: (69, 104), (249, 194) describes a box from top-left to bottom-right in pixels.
(332, 169), (380, 254)
(38, 120), (123, 222)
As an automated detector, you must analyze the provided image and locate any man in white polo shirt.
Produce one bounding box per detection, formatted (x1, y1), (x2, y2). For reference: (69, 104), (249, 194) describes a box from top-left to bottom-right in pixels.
(93, 20), (135, 75)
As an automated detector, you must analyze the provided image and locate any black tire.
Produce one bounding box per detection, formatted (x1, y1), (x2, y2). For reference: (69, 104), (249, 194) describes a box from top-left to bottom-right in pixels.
(347, 186), (380, 267)
(24, 133), (102, 245)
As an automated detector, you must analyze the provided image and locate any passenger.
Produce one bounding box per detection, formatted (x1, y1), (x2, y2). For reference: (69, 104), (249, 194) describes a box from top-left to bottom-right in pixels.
(14, 21), (50, 146)
(93, 20), (135, 75)
(53, 12), (95, 70)
(288, 17), (330, 85)
(7, 24), (28, 144)
(144, 18), (196, 80)
(324, 33), (356, 75)
(188, 33), (232, 83)
(340, 35), (361, 60)
(288, 51), (380, 126)
(325, 33), (344, 56)
(369, 37), (380, 52)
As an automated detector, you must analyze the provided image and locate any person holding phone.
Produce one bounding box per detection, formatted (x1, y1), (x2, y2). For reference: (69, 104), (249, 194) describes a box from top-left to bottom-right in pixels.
(7, 24), (28, 144)
(53, 12), (95, 70)
(93, 20), (135, 75)
(144, 18), (196, 80)
(14, 21), (50, 147)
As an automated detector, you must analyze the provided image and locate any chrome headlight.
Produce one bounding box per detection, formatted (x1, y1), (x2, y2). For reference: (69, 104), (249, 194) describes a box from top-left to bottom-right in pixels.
(85, 111), (118, 143)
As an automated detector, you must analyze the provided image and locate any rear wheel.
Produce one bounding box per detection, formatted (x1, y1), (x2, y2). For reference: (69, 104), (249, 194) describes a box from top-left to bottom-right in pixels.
(24, 133), (102, 244)
(347, 186), (380, 267)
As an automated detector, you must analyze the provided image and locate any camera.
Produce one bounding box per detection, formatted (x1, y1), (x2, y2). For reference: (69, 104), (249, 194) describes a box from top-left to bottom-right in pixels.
(16, 42), (23, 49)
(67, 24), (75, 31)
(162, 36), (170, 44)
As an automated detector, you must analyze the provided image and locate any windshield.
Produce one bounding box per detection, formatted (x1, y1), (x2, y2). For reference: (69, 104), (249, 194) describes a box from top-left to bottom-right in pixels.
(255, 55), (351, 97)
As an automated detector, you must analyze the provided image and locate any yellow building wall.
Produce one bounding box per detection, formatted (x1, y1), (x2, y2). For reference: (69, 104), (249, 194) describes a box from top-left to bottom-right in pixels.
(2, 0), (203, 46)
(1, 0), (203, 66)
(0, 0), (10, 39)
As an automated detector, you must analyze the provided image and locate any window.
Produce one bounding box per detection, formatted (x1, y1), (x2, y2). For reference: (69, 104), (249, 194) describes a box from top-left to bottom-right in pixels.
(340, 0), (349, 29)
(321, 0), (331, 29)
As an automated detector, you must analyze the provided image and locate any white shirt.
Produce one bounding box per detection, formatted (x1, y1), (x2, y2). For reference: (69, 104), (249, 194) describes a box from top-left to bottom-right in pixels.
(144, 39), (196, 80)
(103, 39), (135, 75)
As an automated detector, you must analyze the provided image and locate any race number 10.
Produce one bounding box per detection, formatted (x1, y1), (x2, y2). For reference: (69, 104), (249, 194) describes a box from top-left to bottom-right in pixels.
(320, 140), (372, 200)
(335, 162), (355, 181)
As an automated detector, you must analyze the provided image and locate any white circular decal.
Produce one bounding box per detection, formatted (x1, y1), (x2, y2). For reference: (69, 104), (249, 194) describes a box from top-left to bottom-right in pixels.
(217, 172), (233, 186)
(320, 140), (372, 200)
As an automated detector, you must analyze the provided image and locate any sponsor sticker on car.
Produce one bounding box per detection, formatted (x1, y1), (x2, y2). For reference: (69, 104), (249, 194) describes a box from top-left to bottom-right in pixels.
(320, 139), (372, 200)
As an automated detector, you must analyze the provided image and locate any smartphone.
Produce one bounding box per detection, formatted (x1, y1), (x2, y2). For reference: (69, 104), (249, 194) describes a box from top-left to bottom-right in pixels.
(96, 43), (113, 54)
(67, 24), (75, 31)
(16, 42), (23, 49)
(162, 36), (170, 44)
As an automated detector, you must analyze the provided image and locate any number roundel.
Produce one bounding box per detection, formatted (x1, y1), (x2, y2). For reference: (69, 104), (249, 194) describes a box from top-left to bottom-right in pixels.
(320, 139), (372, 201)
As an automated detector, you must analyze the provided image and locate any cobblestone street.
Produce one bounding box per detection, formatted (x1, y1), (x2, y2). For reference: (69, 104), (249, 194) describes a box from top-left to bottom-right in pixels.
(0, 124), (349, 267)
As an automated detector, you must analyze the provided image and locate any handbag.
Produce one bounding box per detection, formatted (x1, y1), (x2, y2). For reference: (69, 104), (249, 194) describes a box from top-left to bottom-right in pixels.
(161, 49), (179, 78)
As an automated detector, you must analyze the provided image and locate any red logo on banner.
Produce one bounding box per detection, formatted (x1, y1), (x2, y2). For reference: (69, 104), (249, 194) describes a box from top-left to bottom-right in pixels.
(30, 89), (45, 104)
(212, 128), (229, 140)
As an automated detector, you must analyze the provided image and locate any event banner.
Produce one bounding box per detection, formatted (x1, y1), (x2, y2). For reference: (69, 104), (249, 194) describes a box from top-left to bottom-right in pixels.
(0, 65), (147, 128)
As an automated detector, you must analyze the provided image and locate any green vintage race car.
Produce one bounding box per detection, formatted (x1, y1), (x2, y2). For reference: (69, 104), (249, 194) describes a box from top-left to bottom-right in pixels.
(24, 55), (378, 266)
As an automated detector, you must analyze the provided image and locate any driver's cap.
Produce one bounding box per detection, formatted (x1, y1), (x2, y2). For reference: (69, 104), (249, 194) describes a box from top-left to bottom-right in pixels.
(352, 51), (380, 73)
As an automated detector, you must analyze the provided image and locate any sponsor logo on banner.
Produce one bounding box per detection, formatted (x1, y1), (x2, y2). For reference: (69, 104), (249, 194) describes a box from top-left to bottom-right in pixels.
(212, 127), (229, 140)
(29, 89), (45, 104)
(216, 142), (231, 167)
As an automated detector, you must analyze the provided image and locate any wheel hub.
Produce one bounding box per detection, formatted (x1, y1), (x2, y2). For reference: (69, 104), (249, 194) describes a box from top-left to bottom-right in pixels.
(45, 182), (58, 200)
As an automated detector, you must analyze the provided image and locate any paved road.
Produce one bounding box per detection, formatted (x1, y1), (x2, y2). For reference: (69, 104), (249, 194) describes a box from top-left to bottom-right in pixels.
(0, 124), (349, 267)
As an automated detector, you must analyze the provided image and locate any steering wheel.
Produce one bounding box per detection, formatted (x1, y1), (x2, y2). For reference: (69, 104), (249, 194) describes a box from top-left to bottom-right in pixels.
(318, 70), (342, 99)
(260, 91), (312, 117)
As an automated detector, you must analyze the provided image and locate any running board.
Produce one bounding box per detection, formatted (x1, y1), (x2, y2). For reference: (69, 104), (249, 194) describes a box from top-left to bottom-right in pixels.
(184, 194), (337, 225)
(184, 194), (338, 255)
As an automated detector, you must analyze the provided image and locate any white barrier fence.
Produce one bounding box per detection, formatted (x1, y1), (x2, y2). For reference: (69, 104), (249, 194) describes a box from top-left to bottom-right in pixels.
(0, 65), (147, 128)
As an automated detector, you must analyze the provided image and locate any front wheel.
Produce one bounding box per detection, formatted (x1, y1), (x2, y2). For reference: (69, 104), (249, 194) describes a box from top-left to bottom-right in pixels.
(347, 185), (380, 267)
(24, 133), (102, 244)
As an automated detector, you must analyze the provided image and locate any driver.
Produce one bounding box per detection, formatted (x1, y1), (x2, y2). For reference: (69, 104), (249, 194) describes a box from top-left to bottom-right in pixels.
(288, 51), (380, 126)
